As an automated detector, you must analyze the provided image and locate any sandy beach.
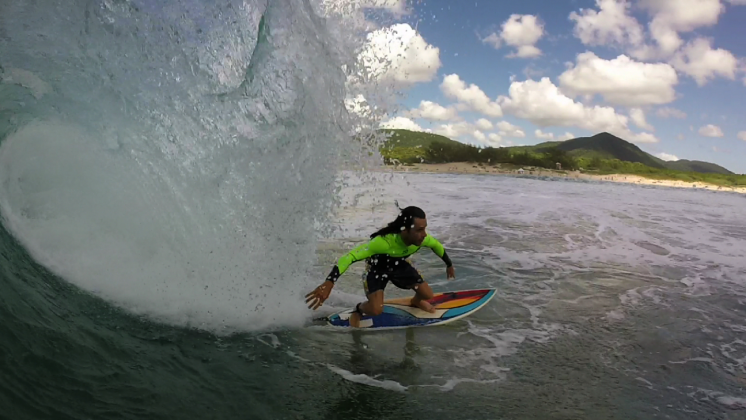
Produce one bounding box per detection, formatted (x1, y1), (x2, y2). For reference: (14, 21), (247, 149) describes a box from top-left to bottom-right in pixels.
(386, 162), (746, 194)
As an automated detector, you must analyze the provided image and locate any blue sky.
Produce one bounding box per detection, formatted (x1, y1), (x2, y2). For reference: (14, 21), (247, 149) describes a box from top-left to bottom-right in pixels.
(361, 0), (746, 173)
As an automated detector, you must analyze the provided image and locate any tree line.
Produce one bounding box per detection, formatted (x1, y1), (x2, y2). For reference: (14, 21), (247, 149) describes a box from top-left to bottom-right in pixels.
(381, 140), (578, 170)
(380, 140), (746, 187)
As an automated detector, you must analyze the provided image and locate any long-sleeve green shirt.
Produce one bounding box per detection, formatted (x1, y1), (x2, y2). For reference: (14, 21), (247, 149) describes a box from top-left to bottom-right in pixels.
(325, 233), (452, 283)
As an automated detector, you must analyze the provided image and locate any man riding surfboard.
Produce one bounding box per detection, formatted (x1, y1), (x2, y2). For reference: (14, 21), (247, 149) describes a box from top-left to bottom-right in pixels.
(306, 203), (456, 328)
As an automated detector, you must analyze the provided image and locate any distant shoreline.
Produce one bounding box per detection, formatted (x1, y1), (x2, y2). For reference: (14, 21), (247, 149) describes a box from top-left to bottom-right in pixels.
(384, 162), (746, 194)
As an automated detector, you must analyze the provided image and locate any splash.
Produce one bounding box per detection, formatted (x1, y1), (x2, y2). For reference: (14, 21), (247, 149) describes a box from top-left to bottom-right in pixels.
(0, 0), (395, 333)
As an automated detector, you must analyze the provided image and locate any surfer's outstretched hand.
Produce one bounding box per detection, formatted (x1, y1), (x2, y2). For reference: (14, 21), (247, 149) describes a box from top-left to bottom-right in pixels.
(446, 266), (456, 280)
(305, 280), (334, 310)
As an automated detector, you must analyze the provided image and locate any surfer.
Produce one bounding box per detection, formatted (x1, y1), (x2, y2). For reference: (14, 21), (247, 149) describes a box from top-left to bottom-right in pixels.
(305, 203), (456, 327)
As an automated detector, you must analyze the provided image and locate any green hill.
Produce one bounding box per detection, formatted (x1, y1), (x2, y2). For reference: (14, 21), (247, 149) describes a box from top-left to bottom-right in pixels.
(379, 129), (462, 149)
(377, 129), (738, 178)
(508, 132), (733, 174)
(547, 132), (667, 168)
(663, 159), (732, 174)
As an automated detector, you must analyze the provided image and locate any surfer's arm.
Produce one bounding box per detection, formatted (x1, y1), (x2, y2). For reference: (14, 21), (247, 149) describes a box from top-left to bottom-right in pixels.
(421, 234), (453, 268)
(324, 236), (389, 283)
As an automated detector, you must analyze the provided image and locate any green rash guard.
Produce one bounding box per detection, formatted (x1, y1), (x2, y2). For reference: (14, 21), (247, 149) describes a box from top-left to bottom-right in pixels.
(325, 233), (453, 283)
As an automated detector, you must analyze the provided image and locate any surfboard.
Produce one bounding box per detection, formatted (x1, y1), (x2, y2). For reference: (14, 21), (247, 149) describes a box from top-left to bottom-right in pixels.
(325, 288), (496, 330)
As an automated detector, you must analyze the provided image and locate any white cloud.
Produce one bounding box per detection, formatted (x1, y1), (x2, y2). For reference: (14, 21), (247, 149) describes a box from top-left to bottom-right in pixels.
(535, 129), (575, 141)
(486, 133), (504, 147)
(475, 118), (494, 131)
(482, 15), (545, 58)
(558, 52), (678, 106)
(431, 121), (503, 146)
(698, 124), (724, 137)
(638, 0), (725, 57)
(433, 121), (477, 139)
(656, 152), (679, 161)
(406, 100), (460, 121)
(569, 0), (644, 48)
(496, 121), (526, 138)
(357, 24), (441, 87)
(440, 74), (503, 118)
(535, 129), (555, 140)
(630, 108), (655, 131)
(380, 116), (424, 131)
(669, 37), (739, 86)
(656, 107), (687, 119)
(568, 0), (737, 69)
(482, 33), (502, 49)
(738, 131), (746, 141)
(497, 77), (659, 143)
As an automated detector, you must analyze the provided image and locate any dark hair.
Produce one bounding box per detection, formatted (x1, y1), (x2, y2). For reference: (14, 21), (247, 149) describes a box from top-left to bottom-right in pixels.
(370, 201), (426, 238)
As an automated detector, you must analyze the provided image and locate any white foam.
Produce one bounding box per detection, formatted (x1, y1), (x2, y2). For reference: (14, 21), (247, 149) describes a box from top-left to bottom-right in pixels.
(325, 365), (409, 392)
(689, 388), (746, 409)
(0, 67), (51, 99)
(422, 377), (505, 392)
(668, 357), (713, 365)
(635, 377), (654, 389)
(606, 309), (625, 321)
(680, 276), (712, 296)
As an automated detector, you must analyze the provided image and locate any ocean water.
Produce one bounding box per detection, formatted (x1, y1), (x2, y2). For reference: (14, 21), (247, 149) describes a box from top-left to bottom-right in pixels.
(3, 1), (746, 419)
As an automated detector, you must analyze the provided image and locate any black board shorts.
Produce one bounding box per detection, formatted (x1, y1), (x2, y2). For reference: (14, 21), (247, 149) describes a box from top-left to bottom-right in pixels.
(362, 255), (424, 295)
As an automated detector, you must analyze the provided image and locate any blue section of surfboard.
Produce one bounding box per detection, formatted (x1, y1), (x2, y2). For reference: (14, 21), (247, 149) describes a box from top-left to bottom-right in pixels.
(325, 288), (496, 330)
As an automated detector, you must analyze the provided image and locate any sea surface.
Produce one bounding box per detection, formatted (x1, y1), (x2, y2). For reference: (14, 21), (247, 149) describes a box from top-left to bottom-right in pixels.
(4, 170), (746, 419)
(3, 1), (746, 419)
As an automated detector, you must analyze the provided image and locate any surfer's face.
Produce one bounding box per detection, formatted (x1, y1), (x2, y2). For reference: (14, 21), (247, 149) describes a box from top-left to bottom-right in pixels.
(404, 217), (427, 246)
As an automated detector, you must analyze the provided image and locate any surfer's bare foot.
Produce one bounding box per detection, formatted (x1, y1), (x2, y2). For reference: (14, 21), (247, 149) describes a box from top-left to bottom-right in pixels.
(413, 299), (436, 313)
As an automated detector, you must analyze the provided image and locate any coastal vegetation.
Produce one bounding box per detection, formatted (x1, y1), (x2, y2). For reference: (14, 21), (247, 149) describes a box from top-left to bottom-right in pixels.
(379, 129), (746, 188)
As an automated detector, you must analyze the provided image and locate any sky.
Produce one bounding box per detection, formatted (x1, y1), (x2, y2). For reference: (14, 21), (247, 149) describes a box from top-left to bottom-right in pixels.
(343, 0), (746, 174)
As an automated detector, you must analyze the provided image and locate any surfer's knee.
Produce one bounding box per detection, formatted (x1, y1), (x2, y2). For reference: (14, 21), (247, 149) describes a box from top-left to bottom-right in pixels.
(415, 283), (433, 300)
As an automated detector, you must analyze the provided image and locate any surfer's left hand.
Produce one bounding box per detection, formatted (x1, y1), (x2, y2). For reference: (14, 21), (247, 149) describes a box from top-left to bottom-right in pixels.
(446, 266), (455, 280)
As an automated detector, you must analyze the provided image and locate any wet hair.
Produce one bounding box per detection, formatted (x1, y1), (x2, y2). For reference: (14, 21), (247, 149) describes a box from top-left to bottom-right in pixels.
(370, 201), (426, 238)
